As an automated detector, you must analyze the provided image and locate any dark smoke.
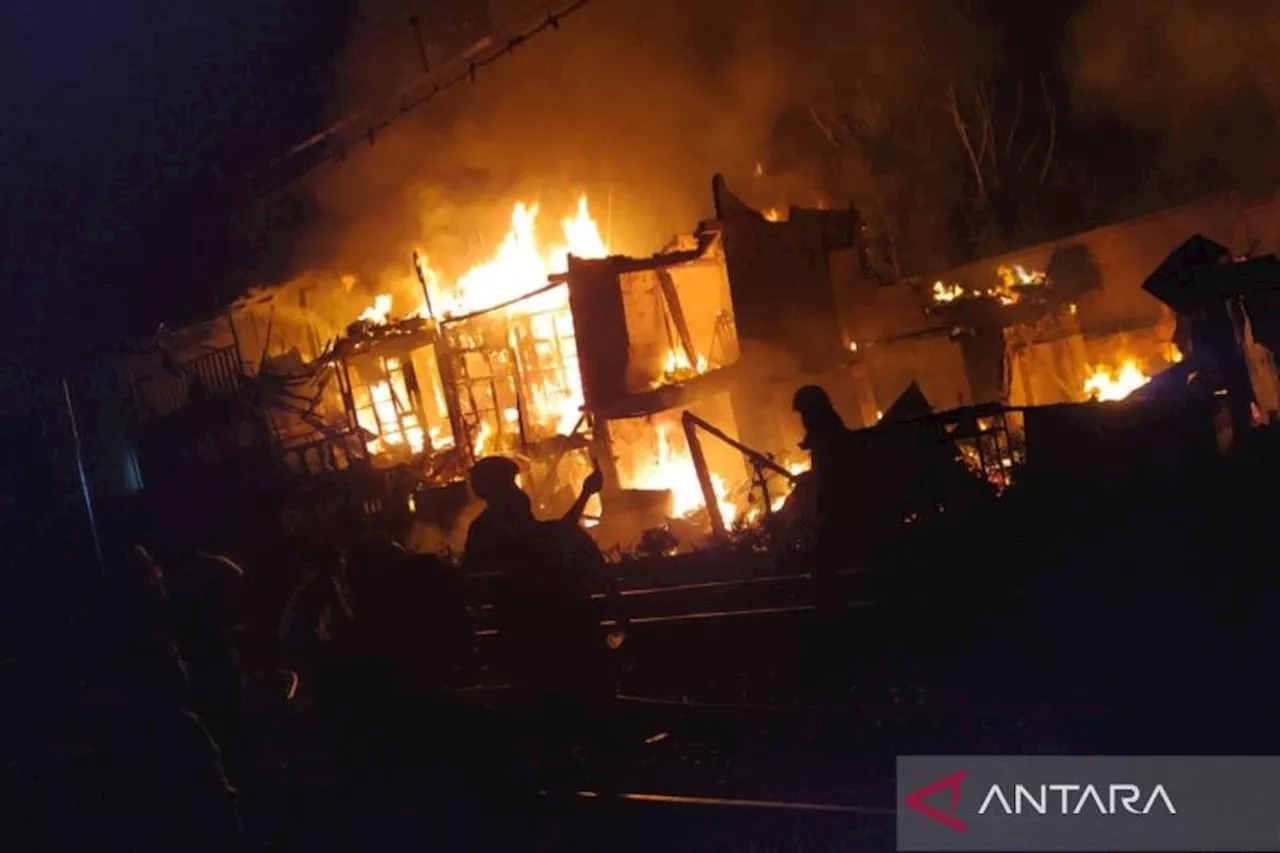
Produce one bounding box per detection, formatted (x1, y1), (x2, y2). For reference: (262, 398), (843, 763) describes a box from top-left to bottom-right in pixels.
(291, 0), (992, 284)
(1068, 0), (1280, 192)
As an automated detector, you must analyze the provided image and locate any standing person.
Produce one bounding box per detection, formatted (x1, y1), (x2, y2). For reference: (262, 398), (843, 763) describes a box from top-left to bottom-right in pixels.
(462, 457), (619, 785)
(167, 551), (246, 765)
(790, 386), (860, 596)
(105, 639), (248, 852)
(790, 385), (862, 693)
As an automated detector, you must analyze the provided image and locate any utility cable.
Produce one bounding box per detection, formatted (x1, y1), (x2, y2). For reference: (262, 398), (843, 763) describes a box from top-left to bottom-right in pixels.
(254, 0), (595, 195)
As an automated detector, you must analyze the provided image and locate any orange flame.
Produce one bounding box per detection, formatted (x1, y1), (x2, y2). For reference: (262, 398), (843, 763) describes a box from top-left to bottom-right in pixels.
(1084, 360), (1150, 401)
(353, 195), (738, 527)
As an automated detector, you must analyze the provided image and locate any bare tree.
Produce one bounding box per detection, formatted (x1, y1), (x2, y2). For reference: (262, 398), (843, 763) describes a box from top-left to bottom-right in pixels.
(807, 80), (906, 278)
(943, 75), (1058, 244)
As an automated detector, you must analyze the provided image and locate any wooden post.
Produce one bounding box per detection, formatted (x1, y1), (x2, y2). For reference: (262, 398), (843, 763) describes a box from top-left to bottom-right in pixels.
(681, 411), (726, 536)
(431, 333), (469, 462)
(682, 410), (797, 481)
(224, 309), (246, 377)
(413, 252), (437, 323)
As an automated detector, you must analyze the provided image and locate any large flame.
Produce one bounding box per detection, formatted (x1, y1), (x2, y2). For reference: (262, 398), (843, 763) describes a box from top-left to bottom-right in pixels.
(353, 198), (606, 461)
(352, 357), (443, 455)
(352, 195), (735, 526)
(1084, 360), (1150, 401)
(422, 196), (607, 319)
(626, 420), (737, 526)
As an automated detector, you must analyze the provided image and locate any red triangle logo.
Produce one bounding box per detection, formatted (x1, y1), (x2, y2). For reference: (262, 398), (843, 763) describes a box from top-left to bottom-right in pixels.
(904, 769), (968, 831)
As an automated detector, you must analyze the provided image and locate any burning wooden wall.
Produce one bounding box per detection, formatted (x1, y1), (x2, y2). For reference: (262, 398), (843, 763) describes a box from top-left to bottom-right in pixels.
(838, 190), (1280, 411)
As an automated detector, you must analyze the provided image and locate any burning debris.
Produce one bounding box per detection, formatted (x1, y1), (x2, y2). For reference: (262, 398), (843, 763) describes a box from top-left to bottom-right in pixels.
(930, 264), (1049, 307)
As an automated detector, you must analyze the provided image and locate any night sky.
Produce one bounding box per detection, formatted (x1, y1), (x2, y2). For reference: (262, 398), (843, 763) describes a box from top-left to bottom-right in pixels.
(3, 0), (1275, 373)
(2, 0), (352, 369)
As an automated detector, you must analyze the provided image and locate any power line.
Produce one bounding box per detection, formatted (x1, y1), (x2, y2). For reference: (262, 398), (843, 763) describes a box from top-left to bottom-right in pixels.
(255, 0), (596, 196)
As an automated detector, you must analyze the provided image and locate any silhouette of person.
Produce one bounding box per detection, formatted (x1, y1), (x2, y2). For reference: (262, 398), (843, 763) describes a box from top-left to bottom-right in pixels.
(790, 385), (861, 535)
(167, 551), (246, 762)
(109, 639), (247, 852)
(462, 456), (615, 781)
(790, 385), (862, 626)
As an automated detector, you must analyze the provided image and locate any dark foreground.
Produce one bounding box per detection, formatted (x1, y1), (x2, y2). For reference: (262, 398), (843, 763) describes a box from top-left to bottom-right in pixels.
(7, 461), (1280, 852)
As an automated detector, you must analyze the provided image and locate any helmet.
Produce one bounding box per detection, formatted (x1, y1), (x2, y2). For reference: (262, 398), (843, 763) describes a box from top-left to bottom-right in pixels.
(469, 456), (522, 502)
(792, 384), (834, 415)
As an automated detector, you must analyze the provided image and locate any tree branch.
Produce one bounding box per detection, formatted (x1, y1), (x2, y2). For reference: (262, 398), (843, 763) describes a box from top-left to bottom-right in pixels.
(808, 107), (841, 149)
(1013, 129), (1042, 178)
(946, 84), (986, 199)
(1004, 80), (1023, 159)
(979, 84), (998, 173)
(1039, 76), (1057, 185)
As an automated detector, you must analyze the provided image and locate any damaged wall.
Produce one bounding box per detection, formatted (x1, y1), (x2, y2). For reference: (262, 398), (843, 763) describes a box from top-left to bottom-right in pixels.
(618, 235), (739, 391)
(861, 332), (973, 415)
(838, 191), (1280, 410)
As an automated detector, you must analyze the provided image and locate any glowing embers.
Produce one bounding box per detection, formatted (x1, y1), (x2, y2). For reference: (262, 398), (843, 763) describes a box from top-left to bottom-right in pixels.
(949, 410), (1024, 494)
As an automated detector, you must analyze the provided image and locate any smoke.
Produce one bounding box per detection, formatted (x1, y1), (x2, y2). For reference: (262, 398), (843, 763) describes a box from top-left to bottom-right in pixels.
(1068, 0), (1280, 187)
(288, 0), (989, 286)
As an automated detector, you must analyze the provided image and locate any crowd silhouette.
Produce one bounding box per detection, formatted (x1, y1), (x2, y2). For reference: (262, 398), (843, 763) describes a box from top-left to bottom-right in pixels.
(15, 379), (1278, 851)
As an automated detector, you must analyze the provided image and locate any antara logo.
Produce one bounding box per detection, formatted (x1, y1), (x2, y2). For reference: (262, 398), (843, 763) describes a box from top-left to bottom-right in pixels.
(904, 770), (969, 831)
(978, 784), (1177, 816)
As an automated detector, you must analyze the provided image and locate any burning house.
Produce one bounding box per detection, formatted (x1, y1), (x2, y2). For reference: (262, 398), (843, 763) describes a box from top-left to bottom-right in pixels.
(108, 177), (857, 547)
(92, 176), (1280, 550)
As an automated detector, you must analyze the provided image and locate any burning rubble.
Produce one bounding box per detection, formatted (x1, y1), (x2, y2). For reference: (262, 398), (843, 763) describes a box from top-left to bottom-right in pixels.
(930, 264), (1049, 307)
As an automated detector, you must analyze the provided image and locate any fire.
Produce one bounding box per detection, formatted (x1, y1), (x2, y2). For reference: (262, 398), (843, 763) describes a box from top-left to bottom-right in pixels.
(652, 348), (710, 388)
(763, 208), (781, 222)
(628, 420), (736, 526)
(473, 419), (494, 456)
(741, 459), (810, 526)
(930, 265), (1047, 306)
(353, 196), (607, 456)
(354, 357), (426, 455)
(932, 281), (964, 303)
(358, 294), (393, 324)
(350, 195), (744, 534)
(420, 196), (607, 320)
(1084, 360), (1150, 401)
(769, 460), (810, 512)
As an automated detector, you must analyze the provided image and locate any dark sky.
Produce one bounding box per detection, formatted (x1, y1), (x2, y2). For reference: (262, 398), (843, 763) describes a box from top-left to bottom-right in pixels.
(5, 0), (1265, 374)
(1, 0), (352, 369)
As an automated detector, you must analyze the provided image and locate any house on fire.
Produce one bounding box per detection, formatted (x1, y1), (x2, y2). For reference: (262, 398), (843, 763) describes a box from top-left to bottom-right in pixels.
(95, 177), (859, 540)
(76, 182), (1280, 541)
